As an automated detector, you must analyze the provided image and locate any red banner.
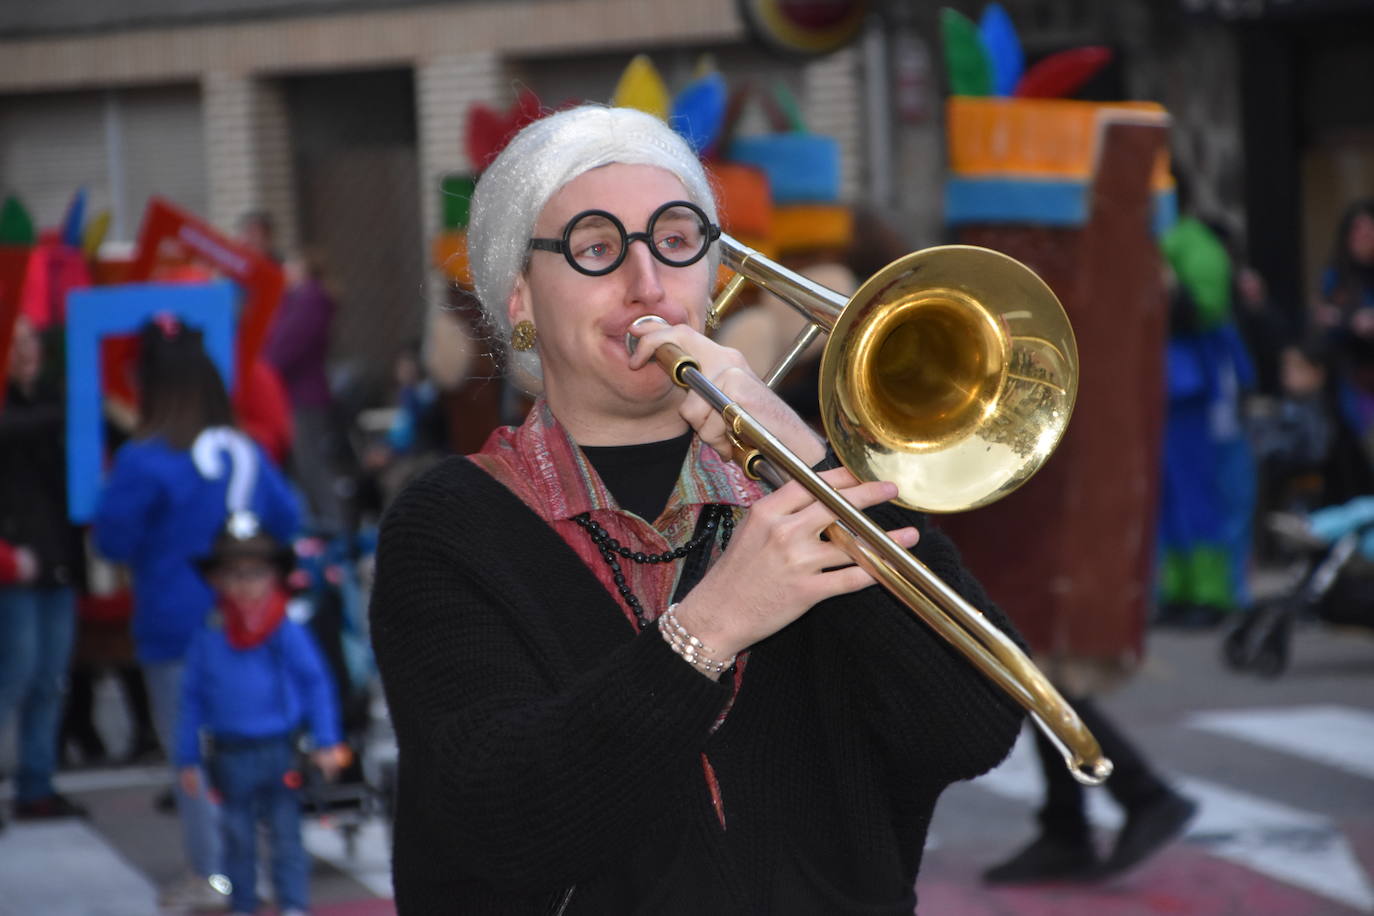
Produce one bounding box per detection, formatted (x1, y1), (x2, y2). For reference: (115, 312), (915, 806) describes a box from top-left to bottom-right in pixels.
(109, 197), (284, 402)
(0, 246), (27, 409)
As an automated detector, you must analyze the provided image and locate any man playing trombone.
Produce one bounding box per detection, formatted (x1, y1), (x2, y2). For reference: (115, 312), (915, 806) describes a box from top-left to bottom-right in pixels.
(369, 105), (1025, 914)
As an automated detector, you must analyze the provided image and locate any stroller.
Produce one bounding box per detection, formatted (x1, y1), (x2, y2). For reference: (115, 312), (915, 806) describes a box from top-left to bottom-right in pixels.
(1224, 503), (1374, 677)
(290, 531), (392, 857)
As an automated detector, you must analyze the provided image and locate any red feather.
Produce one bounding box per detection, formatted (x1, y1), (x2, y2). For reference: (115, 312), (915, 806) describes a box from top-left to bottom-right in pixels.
(465, 89), (547, 172)
(465, 104), (507, 172)
(1014, 46), (1113, 99)
(513, 87), (543, 126)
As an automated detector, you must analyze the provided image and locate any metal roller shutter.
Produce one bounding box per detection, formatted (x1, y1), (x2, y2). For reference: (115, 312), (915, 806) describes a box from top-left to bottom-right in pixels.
(0, 84), (205, 244)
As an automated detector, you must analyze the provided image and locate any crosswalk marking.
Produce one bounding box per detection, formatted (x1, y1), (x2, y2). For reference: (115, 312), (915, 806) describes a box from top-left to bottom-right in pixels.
(0, 758), (392, 905)
(1188, 705), (1374, 782)
(0, 820), (158, 916)
(5, 703), (1369, 912)
(0, 764), (169, 801)
(1174, 773), (1374, 913)
(973, 725), (1374, 913)
(303, 819), (393, 898)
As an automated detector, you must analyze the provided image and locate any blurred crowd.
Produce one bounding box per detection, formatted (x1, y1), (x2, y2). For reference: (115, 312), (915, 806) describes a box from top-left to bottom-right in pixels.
(1156, 194), (1374, 627)
(0, 211), (405, 912)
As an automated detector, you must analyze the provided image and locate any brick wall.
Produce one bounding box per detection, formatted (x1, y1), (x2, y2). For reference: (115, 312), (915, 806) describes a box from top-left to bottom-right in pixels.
(202, 72), (297, 250)
(415, 51), (510, 237)
(802, 47), (863, 202)
(0, 0), (742, 94)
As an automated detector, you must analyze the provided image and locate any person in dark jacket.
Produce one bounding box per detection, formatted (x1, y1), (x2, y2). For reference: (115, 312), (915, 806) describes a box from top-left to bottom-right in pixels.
(1313, 199), (1374, 457)
(265, 249), (344, 534)
(369, 106), (1023, 914)
(0, 314), (86, 823)
(179, 512), (346, 916)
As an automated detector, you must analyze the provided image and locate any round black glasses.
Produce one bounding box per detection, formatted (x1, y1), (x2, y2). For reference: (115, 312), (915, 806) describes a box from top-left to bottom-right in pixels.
(528, 200), (721, 277)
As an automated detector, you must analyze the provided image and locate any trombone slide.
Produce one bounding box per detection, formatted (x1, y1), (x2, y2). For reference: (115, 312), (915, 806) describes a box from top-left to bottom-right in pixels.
(645, 337), (1112, 786)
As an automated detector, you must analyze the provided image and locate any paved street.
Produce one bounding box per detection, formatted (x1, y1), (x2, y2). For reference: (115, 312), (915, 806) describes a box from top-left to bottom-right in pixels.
(2, 621), (1371, 915)
(925, 622), (1374, 915)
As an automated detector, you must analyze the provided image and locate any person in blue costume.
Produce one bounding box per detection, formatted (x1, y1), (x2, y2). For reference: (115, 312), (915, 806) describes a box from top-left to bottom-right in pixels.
(1157, 204), (1258, 628)
(93, 315), (300, 911)
(178, 511), (347, 916)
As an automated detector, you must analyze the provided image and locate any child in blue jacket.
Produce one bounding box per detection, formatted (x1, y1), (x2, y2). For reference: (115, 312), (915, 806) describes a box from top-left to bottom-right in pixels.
(178, 512), (347, 916)
(93, 318), (302, 909)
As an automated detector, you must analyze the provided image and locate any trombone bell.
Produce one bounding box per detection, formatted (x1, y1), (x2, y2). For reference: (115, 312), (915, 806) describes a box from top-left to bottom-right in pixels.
(819, 245), (1078, 514)
(845, 288), (1008, 453)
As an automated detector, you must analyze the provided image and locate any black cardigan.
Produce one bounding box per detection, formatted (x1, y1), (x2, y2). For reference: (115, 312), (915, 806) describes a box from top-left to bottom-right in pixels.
(369, 456), (1023, 914)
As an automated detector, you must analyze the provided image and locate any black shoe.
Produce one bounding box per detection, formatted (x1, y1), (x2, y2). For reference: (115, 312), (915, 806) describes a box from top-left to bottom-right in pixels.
(982, 834), (1099, 885)
(1098, 791), (1197, 878)
(13, 793), (89, 820)
(70, 729), (110, 766)
(62, 740), (110, 770)
(1156, 603), (1226, 630)
(122, 731), (164, 766)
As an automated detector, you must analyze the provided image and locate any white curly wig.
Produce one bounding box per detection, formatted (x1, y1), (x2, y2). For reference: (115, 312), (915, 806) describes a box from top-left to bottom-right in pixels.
(467, 104), (720, 389)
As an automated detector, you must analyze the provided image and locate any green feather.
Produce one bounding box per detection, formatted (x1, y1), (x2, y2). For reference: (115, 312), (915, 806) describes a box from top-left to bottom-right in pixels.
(940, 8), (993, 97)
(0, 195), (35, 245)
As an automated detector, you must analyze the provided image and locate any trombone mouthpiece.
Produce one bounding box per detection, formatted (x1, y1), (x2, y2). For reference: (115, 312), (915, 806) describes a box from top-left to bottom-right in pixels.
(624, 314), (670, 355)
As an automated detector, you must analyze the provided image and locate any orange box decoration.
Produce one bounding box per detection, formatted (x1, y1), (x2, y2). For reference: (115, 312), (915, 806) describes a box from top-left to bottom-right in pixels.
(946, 96), (1172, 190)
(708, 162), (772, 241)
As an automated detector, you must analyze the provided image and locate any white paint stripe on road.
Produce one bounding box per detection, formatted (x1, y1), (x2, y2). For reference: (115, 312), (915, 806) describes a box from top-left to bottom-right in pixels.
(1187, 704), (1374, 781)
(0, 820), (158, 916)
(973, 729), (1374, 913)
(1174, 773), (1374, 914)
(3, 765), (395, 903)
(0, 765), (170, 802)
(303, 818), (393, 898)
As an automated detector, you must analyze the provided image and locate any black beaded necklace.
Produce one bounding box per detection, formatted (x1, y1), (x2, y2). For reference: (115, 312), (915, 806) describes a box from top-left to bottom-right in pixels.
(573, 504), (734, 630)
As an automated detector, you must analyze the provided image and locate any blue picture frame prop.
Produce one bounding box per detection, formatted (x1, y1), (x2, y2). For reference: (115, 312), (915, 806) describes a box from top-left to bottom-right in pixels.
(65, 282), (237, 522)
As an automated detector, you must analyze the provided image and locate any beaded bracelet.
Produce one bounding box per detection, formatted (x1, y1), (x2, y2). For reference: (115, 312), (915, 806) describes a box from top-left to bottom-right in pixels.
(658, 604), (736, 675)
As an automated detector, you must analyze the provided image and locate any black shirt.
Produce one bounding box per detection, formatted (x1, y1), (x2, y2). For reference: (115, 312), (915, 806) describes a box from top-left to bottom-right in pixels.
(579, 431), (693, 522)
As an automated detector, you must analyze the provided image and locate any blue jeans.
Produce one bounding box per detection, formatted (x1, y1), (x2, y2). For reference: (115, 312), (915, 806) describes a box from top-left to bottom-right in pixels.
(144, 659), (222, 878)
(209, 735), (309, 913)
(0, 586), (75, 802)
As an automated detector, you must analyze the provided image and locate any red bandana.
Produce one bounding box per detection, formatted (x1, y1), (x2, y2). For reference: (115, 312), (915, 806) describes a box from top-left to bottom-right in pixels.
(221, 588), (289, 650)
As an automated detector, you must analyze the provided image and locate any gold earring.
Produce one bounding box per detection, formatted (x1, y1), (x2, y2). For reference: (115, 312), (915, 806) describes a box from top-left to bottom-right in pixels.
(510, 320), (537, 351)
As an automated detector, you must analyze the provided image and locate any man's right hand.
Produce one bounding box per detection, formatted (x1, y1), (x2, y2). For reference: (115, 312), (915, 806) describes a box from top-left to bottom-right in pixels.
(673, 468), (920, 661)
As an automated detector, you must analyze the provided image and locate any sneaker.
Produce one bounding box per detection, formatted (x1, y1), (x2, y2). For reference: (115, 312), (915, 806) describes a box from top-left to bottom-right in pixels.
(13, 793), (89, 820)
(1097, 790), (1197, 878)
(157, 873), (232, 911)
(982, 833), (1099, 884)
(62, 730), (110, 769)
(1155, 602), (1227, 630)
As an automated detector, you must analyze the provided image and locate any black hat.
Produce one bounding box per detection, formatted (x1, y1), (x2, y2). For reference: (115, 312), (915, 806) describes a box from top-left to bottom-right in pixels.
(196, 511), (296, 579)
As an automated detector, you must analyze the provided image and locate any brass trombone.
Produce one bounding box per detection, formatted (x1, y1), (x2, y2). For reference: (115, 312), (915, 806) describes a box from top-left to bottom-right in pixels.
(631, 234), (1112, 786)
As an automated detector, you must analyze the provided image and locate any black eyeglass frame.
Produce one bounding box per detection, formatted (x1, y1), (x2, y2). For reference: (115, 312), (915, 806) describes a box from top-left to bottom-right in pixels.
(527, 199), (721, 277)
